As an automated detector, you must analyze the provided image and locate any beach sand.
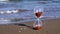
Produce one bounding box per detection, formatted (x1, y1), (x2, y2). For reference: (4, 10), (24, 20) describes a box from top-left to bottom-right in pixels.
(0, 19), (60, 34)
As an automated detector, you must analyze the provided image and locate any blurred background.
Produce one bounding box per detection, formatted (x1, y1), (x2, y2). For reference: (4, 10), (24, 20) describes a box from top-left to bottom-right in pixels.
(0, 0), (60, 1)
(0, 0), (60, 24)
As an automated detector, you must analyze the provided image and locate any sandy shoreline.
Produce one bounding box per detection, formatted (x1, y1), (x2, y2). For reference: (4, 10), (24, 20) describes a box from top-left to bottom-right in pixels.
(0, 19), (60, 34)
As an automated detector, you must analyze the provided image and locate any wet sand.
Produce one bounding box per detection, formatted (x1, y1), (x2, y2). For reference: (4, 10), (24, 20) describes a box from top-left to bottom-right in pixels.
(0, 19), (60, 34)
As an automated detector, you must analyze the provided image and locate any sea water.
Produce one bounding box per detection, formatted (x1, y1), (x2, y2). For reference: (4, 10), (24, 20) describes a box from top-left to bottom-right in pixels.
(0, 1), (60, 24)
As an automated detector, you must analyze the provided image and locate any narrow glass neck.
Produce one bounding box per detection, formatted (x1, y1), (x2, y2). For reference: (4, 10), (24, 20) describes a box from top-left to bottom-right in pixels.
(37, 18), (39, 21)
(37, 18), (40, 24)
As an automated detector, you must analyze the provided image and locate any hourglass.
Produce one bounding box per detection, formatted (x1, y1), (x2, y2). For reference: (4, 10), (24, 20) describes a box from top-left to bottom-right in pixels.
(33, 7), (43, 30)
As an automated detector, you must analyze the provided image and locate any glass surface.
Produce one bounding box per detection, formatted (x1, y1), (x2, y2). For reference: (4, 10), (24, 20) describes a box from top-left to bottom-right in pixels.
(34, 7), (43, 18)
(33, 6), (43, 30)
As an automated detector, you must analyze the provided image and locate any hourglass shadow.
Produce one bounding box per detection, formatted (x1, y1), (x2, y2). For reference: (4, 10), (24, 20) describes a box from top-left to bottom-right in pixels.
(14, 23), (36, 30)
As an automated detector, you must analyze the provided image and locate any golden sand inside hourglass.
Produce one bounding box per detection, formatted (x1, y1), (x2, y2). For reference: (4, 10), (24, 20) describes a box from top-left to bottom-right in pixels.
(34, 26), (42, 30)
(35, 12), (42, 18)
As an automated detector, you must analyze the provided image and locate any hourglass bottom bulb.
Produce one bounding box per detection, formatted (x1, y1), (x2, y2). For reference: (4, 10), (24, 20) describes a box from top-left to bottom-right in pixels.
(33, 26), (42, 30)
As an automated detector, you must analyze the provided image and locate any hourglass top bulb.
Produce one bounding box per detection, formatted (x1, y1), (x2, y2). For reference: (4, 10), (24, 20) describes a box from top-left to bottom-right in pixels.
(34, 8), (43, 18)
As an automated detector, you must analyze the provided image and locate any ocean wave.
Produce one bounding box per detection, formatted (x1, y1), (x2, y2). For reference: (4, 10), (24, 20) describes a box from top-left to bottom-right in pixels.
(0, 1), (60, 24)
